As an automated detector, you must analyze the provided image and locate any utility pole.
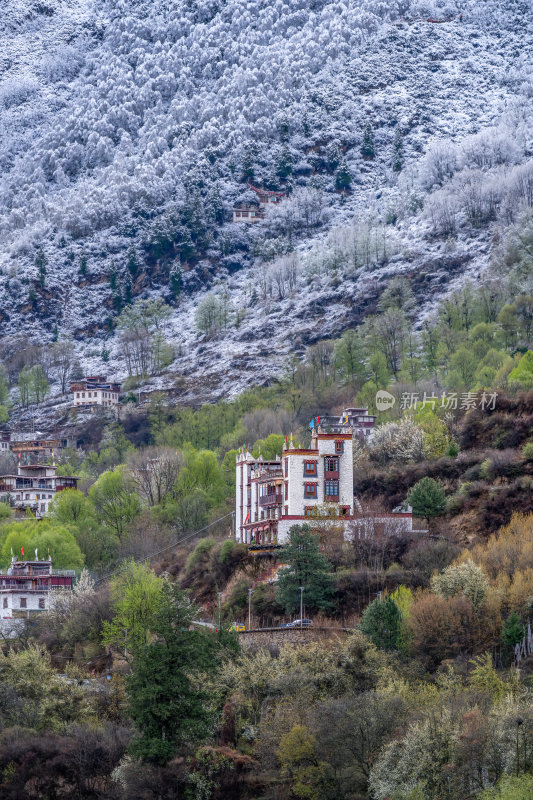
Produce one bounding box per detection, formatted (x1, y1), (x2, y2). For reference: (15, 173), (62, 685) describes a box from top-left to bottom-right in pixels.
(248, 588), (255, 631)
(299, 586), (304, 627)
(217, 591), (222, 632)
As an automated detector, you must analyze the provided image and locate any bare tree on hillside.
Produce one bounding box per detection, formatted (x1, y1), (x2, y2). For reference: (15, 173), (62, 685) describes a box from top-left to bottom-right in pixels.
(127, 446), (183, 507)
(51, 339), (75, 394)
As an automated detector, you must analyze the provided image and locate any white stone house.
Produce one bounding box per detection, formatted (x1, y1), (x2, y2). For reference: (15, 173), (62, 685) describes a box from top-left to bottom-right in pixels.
(70, 376), (120, 409)
(235, 412), (413, 546)
(0, 557), (74, 631)
(0, 463), (80, 518)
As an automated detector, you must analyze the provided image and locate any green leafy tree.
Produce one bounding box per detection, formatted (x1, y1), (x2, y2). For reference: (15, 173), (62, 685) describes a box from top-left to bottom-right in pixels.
(177, 448), (225, 507)
(480, 774), (533, 800)
(277, 525), (334, 614)
(333, 330), (366, 387)
(17, 366), (32, 407)
(360, 596), (402, 650)
(88, 466), (141, 540)
(48, 489), (116, 566)
(125, 582), (224, 763)
(502, 611), (524, 648)
(407, 477), (446, 518)
(48, 489), (92, 526)
(0, 520), (84, 569)
(252, 434), (285, 460)
(0, 365), (10, 406)
(277, 724), (333, 800)
(102, 561), (164, 654)
(508, 350), (533, 390)
(29, 365), (49, 404)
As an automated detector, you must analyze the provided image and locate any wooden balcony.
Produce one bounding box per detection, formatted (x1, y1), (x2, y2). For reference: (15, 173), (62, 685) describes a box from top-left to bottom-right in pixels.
(325, 469), (339, 480)
(259, 493), (283, 507)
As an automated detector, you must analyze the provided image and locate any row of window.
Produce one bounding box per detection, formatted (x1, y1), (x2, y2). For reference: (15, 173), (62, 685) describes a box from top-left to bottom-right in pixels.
(2, 598), (45, 609)
(75, 391), (117, 399)
(303, 457), (340, 475)
(304, 480), (340, 498)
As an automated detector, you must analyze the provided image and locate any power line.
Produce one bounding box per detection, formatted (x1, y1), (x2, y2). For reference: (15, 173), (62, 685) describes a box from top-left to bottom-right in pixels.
(94, 511), (234, 586)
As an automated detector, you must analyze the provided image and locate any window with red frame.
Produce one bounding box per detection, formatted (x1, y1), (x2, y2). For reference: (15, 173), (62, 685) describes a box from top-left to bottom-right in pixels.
(304, 460), (317, 476)
(335, 441), (344, 454)
(304, 483), (317, 498)
(325, 457), (338, 472)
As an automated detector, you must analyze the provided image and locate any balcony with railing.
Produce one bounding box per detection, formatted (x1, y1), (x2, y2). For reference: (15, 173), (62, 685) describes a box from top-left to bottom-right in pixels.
(253, 468), (283, 483)
(259, 493), (283, 507)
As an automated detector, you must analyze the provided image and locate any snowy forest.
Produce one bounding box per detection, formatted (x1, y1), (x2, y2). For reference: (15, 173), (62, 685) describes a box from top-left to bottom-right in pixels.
(0, 0), (532, 398)
(1, 1), (533, 799)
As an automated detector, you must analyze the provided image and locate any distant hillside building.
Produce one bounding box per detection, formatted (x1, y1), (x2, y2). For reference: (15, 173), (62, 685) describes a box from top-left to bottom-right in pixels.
(0, 463), (79, 518)
(232, 201), (264, 223)
(0, 432), (74, 461)
(70, 376), (120, 409)
(248, 184), (286, 206)
(0, 557), (74, 629)
(313, 407), (376, 440)
(233, 185), (286, 222)
(235, 413), (411, 546)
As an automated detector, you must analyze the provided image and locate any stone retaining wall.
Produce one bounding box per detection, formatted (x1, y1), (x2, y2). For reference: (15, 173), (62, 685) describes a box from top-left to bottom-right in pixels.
(239, 626), (352, 648)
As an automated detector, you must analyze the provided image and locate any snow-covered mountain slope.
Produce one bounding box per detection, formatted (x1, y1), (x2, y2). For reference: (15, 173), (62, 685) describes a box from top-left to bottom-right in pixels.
(1, 0), (532, 400)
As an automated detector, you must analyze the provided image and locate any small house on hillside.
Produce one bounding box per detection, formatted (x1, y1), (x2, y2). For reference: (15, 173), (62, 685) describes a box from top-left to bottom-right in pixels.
(0, 463), (80, 518)
(1, 556), (74, 633)
(232, 201), (264, 223)
(70, 376), (120, 409)
(233, 184), (287, 222)
(248, 184), (286, 207)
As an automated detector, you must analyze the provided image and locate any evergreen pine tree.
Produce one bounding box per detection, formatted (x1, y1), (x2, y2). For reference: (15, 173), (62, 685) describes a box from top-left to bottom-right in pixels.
(126, 583), (224, 764)
(360, 595), (402, 650)
(502, 611), (524, 648)
(127, 246), (139, 277)
(335, 157), (351, 190)
(169, 262), (183, 300)
(276, 524), (334, 614)
(407, 477), (446, 518)
(241, 141), (255, 180)
(392, 128), (404, 172)
(35, 247), (47, 288)
(361, 123), (376, 159)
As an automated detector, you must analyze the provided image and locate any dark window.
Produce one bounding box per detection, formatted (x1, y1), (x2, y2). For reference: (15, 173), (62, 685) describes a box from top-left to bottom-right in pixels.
(325, 457), (338, 471)
(335, 441), (344, 454)
(304, 461), (317, 476)
(304, 483), (317, 498)
(284, 459), (288, 476)
(2, 598), (7, 608)
(20, 598), (27, 608)
(38, 598), (45, 609)
(285, 483), (288, 500)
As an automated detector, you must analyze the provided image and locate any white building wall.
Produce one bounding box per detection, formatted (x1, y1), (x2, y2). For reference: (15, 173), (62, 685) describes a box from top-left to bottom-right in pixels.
(1, 591), (49, 617)
(73, 388), (119, 407)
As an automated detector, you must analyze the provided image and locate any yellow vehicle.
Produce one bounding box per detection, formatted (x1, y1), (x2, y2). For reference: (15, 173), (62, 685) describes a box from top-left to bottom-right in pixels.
(229, 622), (246, 632)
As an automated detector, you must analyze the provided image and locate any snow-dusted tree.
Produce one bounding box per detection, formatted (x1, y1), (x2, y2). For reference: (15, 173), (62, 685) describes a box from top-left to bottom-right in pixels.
(431, 559), (489, 611)
(369, 417), (425, 465)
